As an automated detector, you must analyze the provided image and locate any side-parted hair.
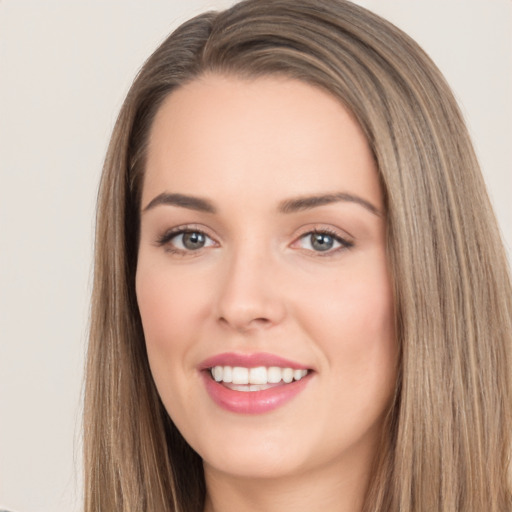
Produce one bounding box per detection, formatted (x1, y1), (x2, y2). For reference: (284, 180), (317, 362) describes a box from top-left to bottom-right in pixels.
(84, 1), (512, 510)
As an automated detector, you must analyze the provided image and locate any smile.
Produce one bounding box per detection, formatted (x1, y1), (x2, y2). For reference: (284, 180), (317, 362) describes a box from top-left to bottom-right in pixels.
(200, 353), (313, 414)
(210, 365), (309, 390)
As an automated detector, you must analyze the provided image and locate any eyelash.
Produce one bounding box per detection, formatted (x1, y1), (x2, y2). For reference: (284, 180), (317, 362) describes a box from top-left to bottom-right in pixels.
(155, 226), (354, 256)
(297, 228), (354, 256)
(155, 226), (216, 255)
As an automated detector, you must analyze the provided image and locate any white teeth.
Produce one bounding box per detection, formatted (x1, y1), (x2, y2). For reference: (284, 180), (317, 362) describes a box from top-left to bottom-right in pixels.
(267, 366), (282, 383)
(282, 368), (294, 383)
(293, 369), (304, 381)
(231, 366), (249, 384)
(230, 384), (272, 392)
(249, 366), (267, 384)
(213, 366), (223, 382)
(222, 366), (232, 383)
(210, 365), (308, 385)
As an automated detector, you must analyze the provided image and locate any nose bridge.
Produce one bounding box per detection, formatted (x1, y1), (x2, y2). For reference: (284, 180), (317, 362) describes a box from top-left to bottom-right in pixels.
(216, 237), (285, 332)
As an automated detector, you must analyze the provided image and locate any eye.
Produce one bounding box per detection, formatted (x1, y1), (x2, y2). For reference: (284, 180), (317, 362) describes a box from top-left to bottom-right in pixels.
(157, 229), (216, 253)
(296, 230), (353, 253)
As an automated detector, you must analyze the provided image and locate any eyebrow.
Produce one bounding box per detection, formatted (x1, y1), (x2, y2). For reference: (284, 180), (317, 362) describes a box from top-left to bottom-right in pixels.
(142, 192), (217, 214)
(278, 192), (382, 216)
(142, 191), (382, 217)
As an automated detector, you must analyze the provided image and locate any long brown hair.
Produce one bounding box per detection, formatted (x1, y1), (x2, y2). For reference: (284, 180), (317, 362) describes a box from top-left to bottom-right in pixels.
(84, 1), (512, 510)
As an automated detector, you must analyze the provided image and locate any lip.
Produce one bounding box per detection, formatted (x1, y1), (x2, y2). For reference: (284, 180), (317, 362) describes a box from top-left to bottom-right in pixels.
(199, 352), (313, 414)
(199, 352), (311, 371)
(201, 372), (312, 414)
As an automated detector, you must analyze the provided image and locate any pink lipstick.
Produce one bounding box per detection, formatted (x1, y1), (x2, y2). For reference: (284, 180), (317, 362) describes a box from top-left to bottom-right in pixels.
(199, 352), (313, 414)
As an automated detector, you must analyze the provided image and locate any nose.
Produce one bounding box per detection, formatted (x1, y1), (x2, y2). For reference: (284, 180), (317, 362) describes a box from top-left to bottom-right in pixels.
(215, 246), (286, 333)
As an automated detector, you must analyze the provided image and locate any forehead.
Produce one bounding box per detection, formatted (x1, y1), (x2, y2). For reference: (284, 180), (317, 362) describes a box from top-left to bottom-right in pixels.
(143, 74), (381, 210)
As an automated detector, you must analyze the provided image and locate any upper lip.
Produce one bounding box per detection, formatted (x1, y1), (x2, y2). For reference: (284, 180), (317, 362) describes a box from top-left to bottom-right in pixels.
(199, 352), (311, 371)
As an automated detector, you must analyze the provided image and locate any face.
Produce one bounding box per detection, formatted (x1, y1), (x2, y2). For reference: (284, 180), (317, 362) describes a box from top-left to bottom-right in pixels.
(136, 74), (397, 484)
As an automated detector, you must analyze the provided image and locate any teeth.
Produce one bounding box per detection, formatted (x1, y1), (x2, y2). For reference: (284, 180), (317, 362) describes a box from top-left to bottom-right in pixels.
(213, 366), (223, 382)
(268, 366), (282, 383)
(232, 366), (249, 384)
(282, 368), (294, 383)
(293, 369), (304, 381)
(249, 366), (267, 384)
(223, 365), (232, 383)
(210, 366), (308, 385)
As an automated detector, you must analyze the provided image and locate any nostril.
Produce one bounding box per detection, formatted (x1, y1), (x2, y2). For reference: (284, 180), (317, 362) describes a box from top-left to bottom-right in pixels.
(219, 315), (273, 333)
(253, 317), (271, 324)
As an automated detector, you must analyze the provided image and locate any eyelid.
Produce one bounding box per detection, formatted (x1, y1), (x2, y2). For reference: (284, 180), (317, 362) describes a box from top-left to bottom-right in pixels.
(155, 224), (219, 251)
(291, 225), (354, 254)
(154, 223), (353, 256)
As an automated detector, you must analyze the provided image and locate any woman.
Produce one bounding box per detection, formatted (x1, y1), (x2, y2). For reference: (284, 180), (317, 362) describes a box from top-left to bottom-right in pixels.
(84, 0), (512, 510)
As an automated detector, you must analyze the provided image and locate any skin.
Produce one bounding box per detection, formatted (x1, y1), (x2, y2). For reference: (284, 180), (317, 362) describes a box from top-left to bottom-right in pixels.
(136, 74), (398, 512)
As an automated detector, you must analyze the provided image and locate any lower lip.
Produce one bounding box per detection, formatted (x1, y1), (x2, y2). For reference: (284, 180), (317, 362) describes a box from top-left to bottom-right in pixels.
(202, 372), (312, 414)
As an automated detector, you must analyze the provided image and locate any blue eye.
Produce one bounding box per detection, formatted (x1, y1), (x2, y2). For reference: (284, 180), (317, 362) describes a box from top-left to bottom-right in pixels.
(158, 229), (215, 252)
(179, 231), (207, 250)
(298, 231), (352, 253)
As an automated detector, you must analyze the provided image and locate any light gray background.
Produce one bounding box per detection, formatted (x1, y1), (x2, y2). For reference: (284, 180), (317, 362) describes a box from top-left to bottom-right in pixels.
(1, 1), (510, 511)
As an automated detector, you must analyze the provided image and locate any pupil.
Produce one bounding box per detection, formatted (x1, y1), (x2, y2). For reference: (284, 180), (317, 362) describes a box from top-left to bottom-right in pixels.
(311, 233), (333, 251)
(183, 232), (205, 250)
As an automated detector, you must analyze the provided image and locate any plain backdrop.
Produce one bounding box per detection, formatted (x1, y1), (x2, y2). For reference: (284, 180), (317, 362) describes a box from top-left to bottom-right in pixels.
(0, 1), (510, 511)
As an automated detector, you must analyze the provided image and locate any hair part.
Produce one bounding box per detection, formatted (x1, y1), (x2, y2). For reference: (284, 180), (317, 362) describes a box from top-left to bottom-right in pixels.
(84, 1), (512, 510)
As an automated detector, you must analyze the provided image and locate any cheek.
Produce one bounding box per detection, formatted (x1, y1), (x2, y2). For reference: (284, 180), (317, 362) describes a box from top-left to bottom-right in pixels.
(136, 270), (180, 348)
(136, 263), (210, 351)
(314, 270), (397, 448)
(300, 256), (397, 393)
(135, 264), (207, 402)
(135, 264), (209, 424)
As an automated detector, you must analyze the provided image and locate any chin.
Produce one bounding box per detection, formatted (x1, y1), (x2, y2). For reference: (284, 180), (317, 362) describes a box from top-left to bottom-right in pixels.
(184, 420), (309, 479)
(202, 446), (308, 480)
